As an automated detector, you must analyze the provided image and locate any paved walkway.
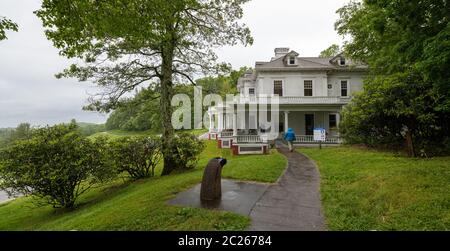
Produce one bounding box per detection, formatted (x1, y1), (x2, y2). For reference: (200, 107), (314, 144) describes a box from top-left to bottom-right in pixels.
(249, 146), (327, 231)
(0, 190), (12, 204)
(198, 133), (210, 140)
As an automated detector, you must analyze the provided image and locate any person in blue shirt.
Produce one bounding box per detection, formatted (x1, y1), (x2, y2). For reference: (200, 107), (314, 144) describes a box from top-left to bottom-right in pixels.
(284, 128), (296, 152)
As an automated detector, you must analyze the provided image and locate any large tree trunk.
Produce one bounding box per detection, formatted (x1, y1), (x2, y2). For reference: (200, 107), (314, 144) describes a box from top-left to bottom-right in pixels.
(160, 42), (177, 176)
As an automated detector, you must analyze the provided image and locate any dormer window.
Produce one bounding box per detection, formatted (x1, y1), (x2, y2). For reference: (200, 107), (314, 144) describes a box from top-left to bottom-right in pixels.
(284, 50), (299, 66)
(289, 56), (296, 65)
(248, 88), (255, 95)
(339, 57), (346, 66)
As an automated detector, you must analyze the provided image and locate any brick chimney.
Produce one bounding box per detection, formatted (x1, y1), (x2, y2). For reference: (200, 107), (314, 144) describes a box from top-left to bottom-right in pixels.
(274, 47), (290, 58)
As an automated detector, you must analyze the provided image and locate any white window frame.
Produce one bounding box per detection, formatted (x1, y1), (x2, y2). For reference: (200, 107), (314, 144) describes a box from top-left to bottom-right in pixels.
(304, 80), (314, 97)
(288, 56), (296, 65)
(340, 80), (350, 97)
(221, 139), (231, 148)
(248, 88), (255, 96)
(273, 80), (284, 97)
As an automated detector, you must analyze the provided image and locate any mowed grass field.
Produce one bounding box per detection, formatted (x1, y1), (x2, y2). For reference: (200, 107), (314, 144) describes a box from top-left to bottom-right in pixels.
(0, 138), (286, 230)
(300, 146), (450, 231)
(88, 128), (209, 139)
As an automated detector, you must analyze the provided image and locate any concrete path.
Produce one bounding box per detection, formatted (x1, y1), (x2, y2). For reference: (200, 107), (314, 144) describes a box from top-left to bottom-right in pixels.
(168, 179), (269, 216)
(249, 146), (327, 231)
(198, 133), (210, 140)
(0, 190), (12, 204)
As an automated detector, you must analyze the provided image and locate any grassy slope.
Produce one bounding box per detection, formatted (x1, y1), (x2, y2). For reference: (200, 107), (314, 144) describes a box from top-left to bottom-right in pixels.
(0, 140), (286, 230)
(89, 129), (208, 139)
(300, 146), (450, 231)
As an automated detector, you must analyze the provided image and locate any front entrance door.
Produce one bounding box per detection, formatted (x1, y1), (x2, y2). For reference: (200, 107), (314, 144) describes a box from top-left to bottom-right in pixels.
(305, 114), (314, 135)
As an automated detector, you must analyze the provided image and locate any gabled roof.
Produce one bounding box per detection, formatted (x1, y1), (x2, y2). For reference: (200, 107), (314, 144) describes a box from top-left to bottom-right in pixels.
(285, 50), (300, 57)
(255, 54), (367, 71)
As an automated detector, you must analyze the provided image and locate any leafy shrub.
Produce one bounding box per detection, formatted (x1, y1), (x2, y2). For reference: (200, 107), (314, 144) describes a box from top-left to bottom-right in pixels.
(109, 136), (161, 179)
(340, 74), (450, 157)
(0, 123), (115, 209)
(172, 133), (205, 170)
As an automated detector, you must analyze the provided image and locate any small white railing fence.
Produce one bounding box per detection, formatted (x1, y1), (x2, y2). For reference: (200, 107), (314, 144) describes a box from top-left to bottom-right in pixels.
(234, 135), (267, 144)
(219, 131), (234, 138)
(233, 96), (351, 105)
(294, 135), (341, 144)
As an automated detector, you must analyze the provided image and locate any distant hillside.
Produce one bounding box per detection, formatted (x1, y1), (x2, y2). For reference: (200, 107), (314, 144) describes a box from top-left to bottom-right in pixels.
(0, 121), (106, 148)
(75, 122), (106, 136)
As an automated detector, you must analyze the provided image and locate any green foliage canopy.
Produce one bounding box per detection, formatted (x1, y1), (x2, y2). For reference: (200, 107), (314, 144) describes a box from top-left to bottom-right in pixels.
(0, 123), (115, 208)
(336, 0), (450, 156)
(105, 67), (249, 132)
(35, 0), (253, 112)
(36, 0), (253, 175)
(0, 16), (18, 41)
(319, 44), (341, 58)
(172, 133), (205, 170)
(109, 136), (161, 179)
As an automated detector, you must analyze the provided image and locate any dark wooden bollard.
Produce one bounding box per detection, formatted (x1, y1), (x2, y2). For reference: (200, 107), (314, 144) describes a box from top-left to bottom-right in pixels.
(200, 158), (227, 201)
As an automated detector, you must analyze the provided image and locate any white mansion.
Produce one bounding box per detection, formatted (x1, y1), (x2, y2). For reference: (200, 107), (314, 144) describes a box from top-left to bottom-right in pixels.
(209, 48), (368, 155)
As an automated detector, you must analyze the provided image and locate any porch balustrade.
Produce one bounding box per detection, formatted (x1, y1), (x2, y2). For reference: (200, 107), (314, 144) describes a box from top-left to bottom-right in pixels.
(233, 135), (267, 144)
(233, 96), (351, 105)
(219, 131), (234, 138)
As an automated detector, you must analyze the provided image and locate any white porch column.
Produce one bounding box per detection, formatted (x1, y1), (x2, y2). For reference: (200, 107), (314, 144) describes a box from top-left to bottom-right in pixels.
(218, 112), (223, 131)
(233, 113), (238, 136)
(209, 113), (213, 132)
(223, 113), (227, 130)
(226, 114), (232, 129)
(284, 111), (289, 132)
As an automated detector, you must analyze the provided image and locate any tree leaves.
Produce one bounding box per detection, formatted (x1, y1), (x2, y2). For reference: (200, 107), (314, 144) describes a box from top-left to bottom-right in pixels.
(36, 0), (253, 112)
(0, 16), (18, 41)
(336, 0), (450, 156)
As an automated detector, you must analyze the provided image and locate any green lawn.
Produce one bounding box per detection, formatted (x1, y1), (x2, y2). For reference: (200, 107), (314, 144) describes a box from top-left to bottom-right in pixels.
(0, 140), (286, 230)
(300, 146), (450, 231)
(89, 129), (208, 139)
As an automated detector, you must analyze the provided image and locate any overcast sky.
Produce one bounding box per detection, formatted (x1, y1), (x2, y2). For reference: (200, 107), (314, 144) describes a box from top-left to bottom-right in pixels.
(0, 0), (350, 128)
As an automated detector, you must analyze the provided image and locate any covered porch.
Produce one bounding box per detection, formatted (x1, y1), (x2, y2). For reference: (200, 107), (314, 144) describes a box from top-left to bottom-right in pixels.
(209, 106), (343, 154)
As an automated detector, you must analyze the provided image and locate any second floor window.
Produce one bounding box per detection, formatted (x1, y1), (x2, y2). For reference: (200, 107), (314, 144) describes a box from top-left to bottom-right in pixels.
(274, 81), (283, 96)
(341, 81), (348, 97)
(248, 88), (255, 95)
(304, 80), (313, 96)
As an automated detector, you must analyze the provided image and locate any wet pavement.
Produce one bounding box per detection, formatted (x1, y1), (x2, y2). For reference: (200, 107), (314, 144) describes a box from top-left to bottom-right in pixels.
(168, 142), (326, 231)
(0, 190), (12, 204)
(168, 179), (269, 216)
(248, 147), (326, 231)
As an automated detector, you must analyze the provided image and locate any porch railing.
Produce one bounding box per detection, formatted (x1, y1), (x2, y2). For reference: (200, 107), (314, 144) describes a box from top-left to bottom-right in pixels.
(294, 135), (342, 144)
(234, 135), (268, 144)
(233, 96), (351, 105)
(219, 131), (234, 138)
